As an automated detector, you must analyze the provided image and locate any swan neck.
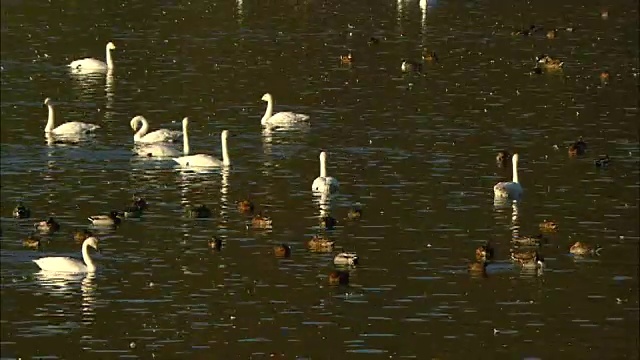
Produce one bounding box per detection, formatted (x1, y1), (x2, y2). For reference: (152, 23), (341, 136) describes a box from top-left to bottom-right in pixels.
(182, 120), (190, 155)
(45, 104), (55, 132)
(106, 45), (114, 69)
(320, 155), (327, 178)
(261, 98), (273, 125)
(82, 241), (96, 271)
(221, 133), (230, 166)
(512, 158), (519, 183)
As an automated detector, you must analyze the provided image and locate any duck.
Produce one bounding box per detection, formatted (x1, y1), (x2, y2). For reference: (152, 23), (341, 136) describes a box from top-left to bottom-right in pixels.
(539, 220), (559, 232)
(13, 203), (31, 219)
(475, 242), (494, 262)
(510, 250), (545, 269)
(328, 270), (350, 285)
(307, 235), (335, 252)
(594, 155), (610, 168)
(118, 205), (143, 219)
(23, 233), (42, 249)
(422, 50), (439, 62)
(209, 236), (223, 251)
(347, 206), (362, 220)
(237, 200), (255, 214)
(43, 98), (101, 135)
(529, 67), (543, 75)
(493, 153), (523, 201)
(601, 9), (609, 20)
(546, 29), (558, 39)
(468, 261), (488, 276)
(320, 215), (337, 230)
(511, 234), (546, 247)
(184, 204), (212, 218)
(74, 229), (94, 243)
(600, 70), (611, 84)
(69, 41), (116, 73)
(333, 252), (359, 266)
(569, 241), (602, 256)
(251, 214), (273, 229)
(536, 54), (564, 70)
(511, 25), (540, 36)
(34, 217), (61, 234)
(568, 137), (587, 156)
(340, 51), (353, 64)
(132, 195), (148, 210)
(88, 211), (121, 226)
(367, 37), (380, 46)
(273, 244), (291, 258)
(496, 150), (511, 167)
(401, 60), (422, 73)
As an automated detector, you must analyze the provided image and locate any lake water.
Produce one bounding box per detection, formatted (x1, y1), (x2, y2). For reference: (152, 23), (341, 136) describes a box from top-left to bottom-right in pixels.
(1, 0), (639, 358)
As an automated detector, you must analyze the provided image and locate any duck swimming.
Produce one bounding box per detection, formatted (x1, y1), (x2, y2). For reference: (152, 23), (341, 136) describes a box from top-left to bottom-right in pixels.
(273, 244), (291, 258)
(209, 236), (223, 251)
(308, 235), (335, 252)
(328, 270), (350, 285)
(184, 205), (212, 218)
(568, 137), (587, 156)
(539, 220), (559, 232)
(88, 211), (121, 226)
(334, 252), (359, 266)
(34, 217), (60, 234)
(475, 242), (494, 262)
(569, 241), (602, 256)
(13, 203), (31, 219)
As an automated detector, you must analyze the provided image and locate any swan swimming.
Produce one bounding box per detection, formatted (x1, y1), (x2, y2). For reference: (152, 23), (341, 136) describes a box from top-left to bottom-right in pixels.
(130, 115), (182, 143)
(44, 98), (101, 135)
(33, 237), (99, 273)
(135, 117), (190, 158)
(173, 129), (231, 168)
(312, 151), (339, 194)
(493, 153), (523, 200)
(69, 42), (116, 73)
(260, 93), (310, 127)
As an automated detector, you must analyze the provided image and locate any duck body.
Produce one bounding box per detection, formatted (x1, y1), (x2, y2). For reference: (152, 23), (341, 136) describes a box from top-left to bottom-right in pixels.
(23, 233), (42, 249)
(328, 270), (350, 285)
(273, 244), (291, 258)
(308, 235), (335, 252)
(13, 203), (31, 219)
(401, 60), (422, 73)
(536, 54), (564, 70)
(570, 241), (601, 256)
(88, 211), (121, 226)
(320, 215), (337, 230)
(184, 205), (211, 218)
(209, 236), (223, 251)
(34, 217), (61, 234)
(74, 229), (93, 243)
(237, 200), (254, 214)
(539, 220), (559, 232)
(511, 234), (545, 247)
(347, 206), (362, 220)
(568, 138), (587, 156)
(594, 155), (610, 168)
(510, 250), (545, 269)
(334, 252), (359, 266)
(496, 151), (511, 167)
(475, 242), (494, 262)
(251, 214), (273, 229)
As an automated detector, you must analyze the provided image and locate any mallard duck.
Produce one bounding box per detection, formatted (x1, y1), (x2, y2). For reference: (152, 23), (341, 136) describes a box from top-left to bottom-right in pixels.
(74, 229), (93, 243)
(401, 60), (422, 73)
(568, 137), (587, 156)
(539, 220), (559, 232)
(34, 217), (60, 234)
(511, 250), (545, 269)
(209, 236), (223, 251)
(251, 214), (273, 229)
(308, 235), (335, 252)
(13, 203), (31, 219)
(601, 10), (609, 20)
(273, 244), (291, 258)
(529, 67), (543, 75)
(468, 261), (488, 276)
(347, 206), (362, 220)
(184, 204), (211, 218)
(594, 155), (610, 168)
(496, 150), (511, 167)
(320, 215), (337, 230)
(367, 36), (380, 46)
(334, 252), (358, 266)
(118, 205), (143, 219)
(328, 270), (350, 285)
(536, 54), (564, 70)
(237, 200), (254, 214)
(546, 29), (558, 39)
(511, 25), (540, 36)
(569, 241), (602, 256)
(600, 70), (610, 84)
(511, 234), (545, 246)
(340, 51), (353, 64)
(88, 211), (121, 226)
(422, 50), (439, 62)
(475, 242), (494, 262)
(23, 233), (42, 249)
(132, 194), (148, 210)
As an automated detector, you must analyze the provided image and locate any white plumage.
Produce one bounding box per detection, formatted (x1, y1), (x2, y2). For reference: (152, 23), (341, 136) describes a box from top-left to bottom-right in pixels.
(69, 42), (116, 73)
(260, 93), (310, 126)
(312, 151), (339, 194)
(33, 237), (99, 273)
(173, 129), (231, 168)
(135, 117), (190, 158)
(494, 153), (523, 200)
(130, 115), (182, 143)
(43, 98), (100, 135)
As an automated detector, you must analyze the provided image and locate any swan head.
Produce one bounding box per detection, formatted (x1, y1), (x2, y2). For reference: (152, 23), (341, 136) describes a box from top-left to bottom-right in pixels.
(182, 117), (189, 126)
(130, 115), (145, 130)
(106, 42), (116, 50)
(512, 153), (519, 164)
(44, 98), (52, 106)
(84, 236), (99, 251)
(221, 129), (229, 140)
(261, 93), (272, 102)
(319, 151), (327, 160)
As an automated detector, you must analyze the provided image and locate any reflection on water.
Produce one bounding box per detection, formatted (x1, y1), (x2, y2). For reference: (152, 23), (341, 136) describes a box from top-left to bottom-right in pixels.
(34, 271), (97, 325)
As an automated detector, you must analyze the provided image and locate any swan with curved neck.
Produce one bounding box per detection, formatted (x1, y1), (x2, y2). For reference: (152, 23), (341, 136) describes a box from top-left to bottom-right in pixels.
(33, 237), (99, 273)
(173, 129), (231, 167)
(130, 115), (182, 143)
(260, 93), (310, 126)
(312, 151), (339, 194)
(493, 153), (523, 200)
(69, 42), (116, 73)
(44, 98), (101, 135)
(136, 117), (190, 157)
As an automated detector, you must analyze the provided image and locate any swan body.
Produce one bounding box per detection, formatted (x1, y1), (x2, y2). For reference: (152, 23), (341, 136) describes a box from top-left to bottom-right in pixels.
(44, 98), (101, 135)
(260, 93), (310, 126)
(130, 115), (182, 143)
(173, 129), (230, 168)
(69, 42), (116, 73)
(33, 237), (99, 273)
(493, 153), (523, 200)
(312, 151), (339, 194)
(135, 117), (190, 158)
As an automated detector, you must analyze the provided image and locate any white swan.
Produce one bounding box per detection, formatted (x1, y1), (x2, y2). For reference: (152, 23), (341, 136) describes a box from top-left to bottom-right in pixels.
(135, 117), (190, 157)
(130, 115), (182, 143)
(312, 151), (339, 194)
(494, 153), (523, 200)
(173, 129), (231, 167)
(33, 237), (99, 273)
(44, 98), (101, 135)
(69, 42), (116, 73)
(260, 93), (310, 126)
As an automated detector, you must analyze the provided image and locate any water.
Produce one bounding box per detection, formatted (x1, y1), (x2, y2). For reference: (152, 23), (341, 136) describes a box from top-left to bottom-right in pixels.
(1, 0), (639, 358)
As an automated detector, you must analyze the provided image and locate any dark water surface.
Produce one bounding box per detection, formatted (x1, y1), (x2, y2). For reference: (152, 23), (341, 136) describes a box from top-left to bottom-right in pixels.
(1, 0), (639, 358)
